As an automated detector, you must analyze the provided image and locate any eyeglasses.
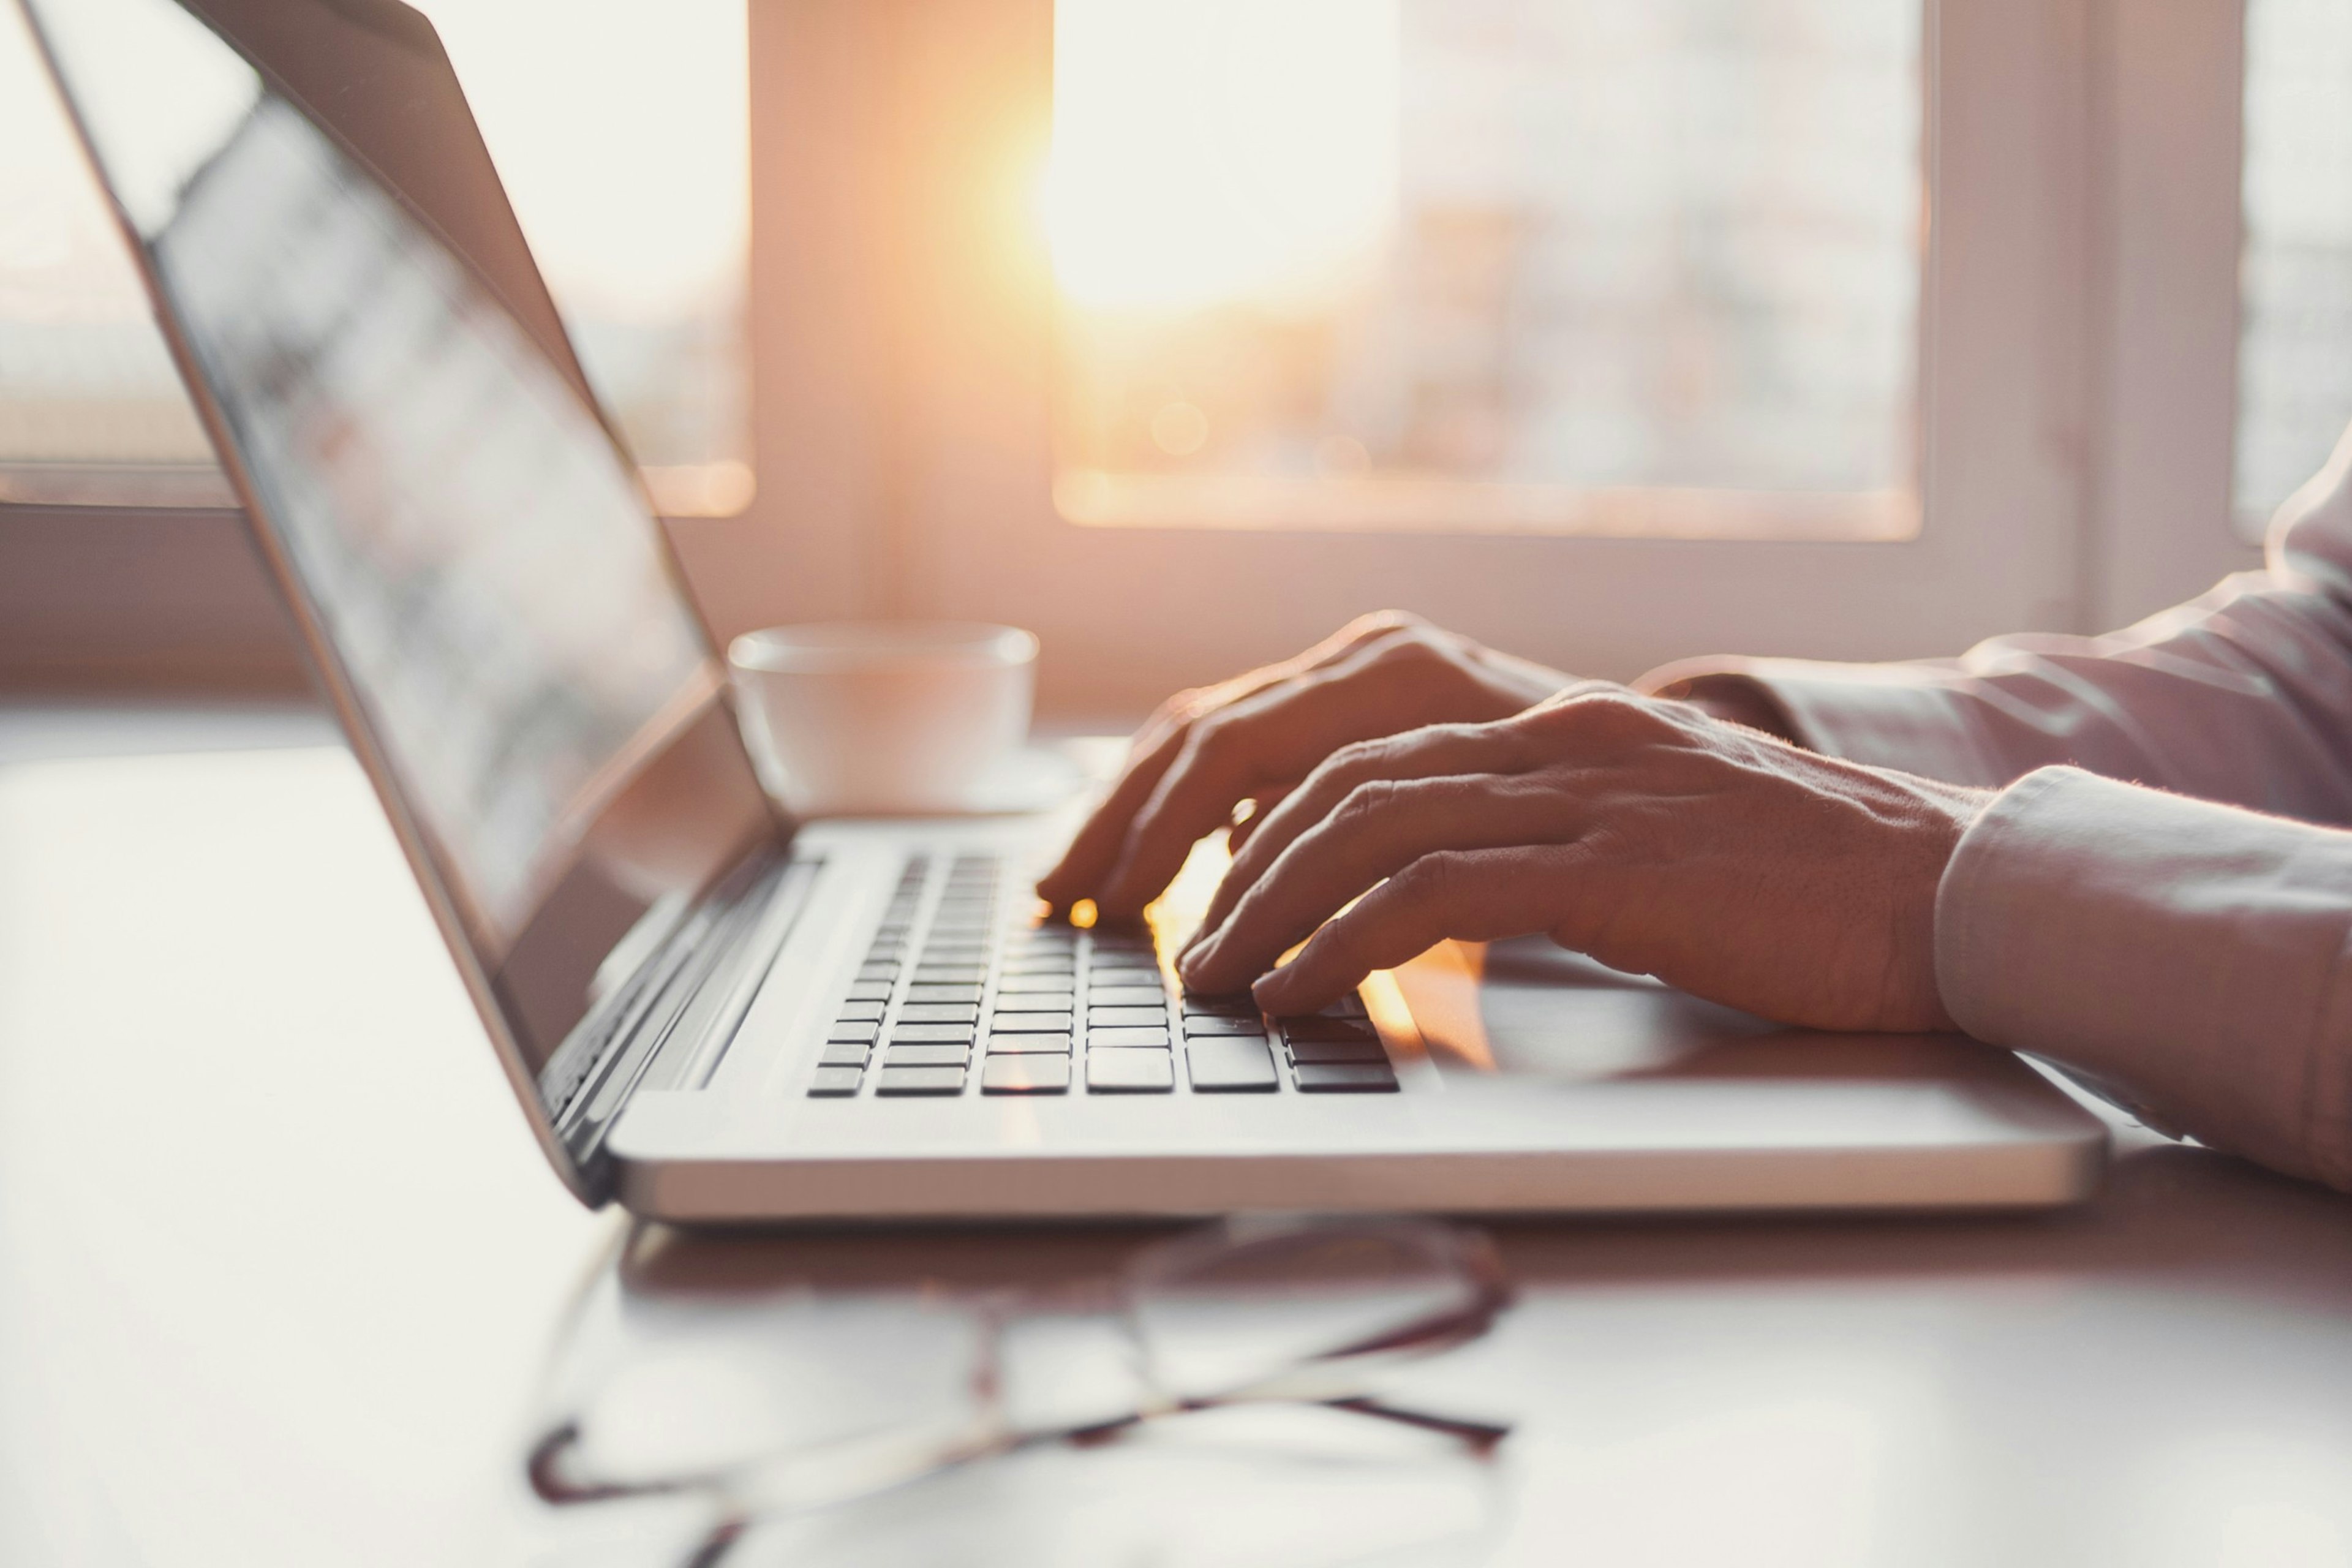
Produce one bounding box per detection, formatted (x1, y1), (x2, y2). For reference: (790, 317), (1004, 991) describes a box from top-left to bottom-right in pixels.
(526, 1214), (1516, 1567)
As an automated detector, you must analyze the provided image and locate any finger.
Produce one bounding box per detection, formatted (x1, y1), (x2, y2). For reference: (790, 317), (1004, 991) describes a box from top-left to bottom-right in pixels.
(1189, 720), (1536, 944)
(1094, 632), (1451, 917)
(1180, 772), (1581, 995)
(1250, 845), (1593, 1015)
(1035, 717), (1195, 907)
(1037, 616), (1423, 907)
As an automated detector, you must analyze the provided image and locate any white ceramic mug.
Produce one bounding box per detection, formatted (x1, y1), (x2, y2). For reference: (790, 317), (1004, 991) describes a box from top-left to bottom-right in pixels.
(726, 621), (1039, 816)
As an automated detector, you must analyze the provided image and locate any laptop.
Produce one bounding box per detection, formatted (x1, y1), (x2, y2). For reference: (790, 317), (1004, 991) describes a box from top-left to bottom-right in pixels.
(21, 0), (2107, 1220)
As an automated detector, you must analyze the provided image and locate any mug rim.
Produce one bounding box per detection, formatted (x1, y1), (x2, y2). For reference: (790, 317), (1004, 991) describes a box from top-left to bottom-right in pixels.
(728, 620), (1038, 674)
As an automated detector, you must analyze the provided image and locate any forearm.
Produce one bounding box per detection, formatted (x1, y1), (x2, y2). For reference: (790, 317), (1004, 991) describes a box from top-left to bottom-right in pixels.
(1936, 766), (2352, 1190)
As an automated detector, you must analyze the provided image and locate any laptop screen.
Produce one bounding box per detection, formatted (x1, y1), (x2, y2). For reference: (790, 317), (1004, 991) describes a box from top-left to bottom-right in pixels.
(23, 0), (782, 1139)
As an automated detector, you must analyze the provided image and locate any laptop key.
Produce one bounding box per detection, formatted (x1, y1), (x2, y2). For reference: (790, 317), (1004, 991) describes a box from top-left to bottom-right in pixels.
(876, 1065), (967, 1096)
(835, 1000), (886, 1023)
(1088, 986), (1167, 1009)
(1278, 1016), (1381, 1044)
(1087, 1049), (1175, 1093)
(818, 1039), (871, 1067)
(888, 1023), (977, 1045)
(1292, 1061), (1398, 1093)
(987, 1031), (1073, 1054)
(907, 984), (983, 1005)
(898, 1003), (980, 1024)
(1089, 1025), (1172, 1049)
(807, 1066), (864, 1097)
(989, 1011), (1074, 1033)
(826, 1022), (880, 1045)
(1090, 929), (1153, 952)
(1088, 1006), (1169, 1028)
(1183, 1014), (1267, 1038)
(1286, 1036), (1388, 1065)
(1182, 992), (1257, 1017)
(999, 974), (1076, 994)
(1187, 1037), (1279, 1092)
(847, 981), (894, 1003)
(884, 1043), (972, 1068)
(914, 965), (987, 984)
(982, 1056), (1071, 1095)
(994, 992), (1074, 1013)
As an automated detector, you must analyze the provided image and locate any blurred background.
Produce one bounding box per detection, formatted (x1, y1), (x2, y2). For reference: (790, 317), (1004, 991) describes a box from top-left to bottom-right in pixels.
(0, 0), (2323, 713)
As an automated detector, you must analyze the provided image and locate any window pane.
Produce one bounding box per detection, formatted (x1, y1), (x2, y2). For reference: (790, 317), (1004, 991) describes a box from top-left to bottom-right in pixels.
(412, 0), (752, 517)
(1048, 0), (1923, 539)
(2238, 0), (2352, 539)
(0, 0), (225, 505)
(0, 0), (750, 514)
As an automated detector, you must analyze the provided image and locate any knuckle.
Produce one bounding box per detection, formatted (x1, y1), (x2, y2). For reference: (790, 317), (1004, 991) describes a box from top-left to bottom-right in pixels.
(1538, 690), (1658, 742)
(1158, 686), (1206, 722)
(1331, 778), (1398, 828)
(1319, 734), (1390, 782)
(1183, 712), (1243, 769)
(1337, 609), (1416, 646)
(1371, 627), (1450, 669)
(1392, 850), (1466, 908)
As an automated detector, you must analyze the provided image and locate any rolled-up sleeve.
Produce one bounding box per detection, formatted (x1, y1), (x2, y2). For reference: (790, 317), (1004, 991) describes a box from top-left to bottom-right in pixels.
(1935, 767), (2352, 1189)
(1628, 423), (2352, 1190)
(1638, 423), (2352, 824)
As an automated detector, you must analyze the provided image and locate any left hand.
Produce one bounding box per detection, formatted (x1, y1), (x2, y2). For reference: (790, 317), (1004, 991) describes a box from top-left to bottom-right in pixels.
(1175, 690), (1992, 1032)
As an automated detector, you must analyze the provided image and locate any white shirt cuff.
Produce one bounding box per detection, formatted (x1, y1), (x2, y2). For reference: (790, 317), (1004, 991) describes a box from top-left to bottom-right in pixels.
(1935, 766), (2352, 1188)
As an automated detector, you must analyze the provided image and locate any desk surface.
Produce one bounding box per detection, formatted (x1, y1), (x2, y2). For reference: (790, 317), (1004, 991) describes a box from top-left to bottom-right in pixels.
(2, 706), (2348, 1568)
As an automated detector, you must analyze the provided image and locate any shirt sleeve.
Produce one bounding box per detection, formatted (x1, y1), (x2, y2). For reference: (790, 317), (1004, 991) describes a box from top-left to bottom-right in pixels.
(1936, 766), (2352, 1191)
(1635, 424), (2352, 824)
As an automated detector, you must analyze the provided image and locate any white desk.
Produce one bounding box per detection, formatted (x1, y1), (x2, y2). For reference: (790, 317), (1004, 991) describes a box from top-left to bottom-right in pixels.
(2, 706), (2349, 1568)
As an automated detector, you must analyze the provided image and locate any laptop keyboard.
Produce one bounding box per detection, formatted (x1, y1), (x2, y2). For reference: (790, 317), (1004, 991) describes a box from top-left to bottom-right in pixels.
(805, 853), (1399, 1099)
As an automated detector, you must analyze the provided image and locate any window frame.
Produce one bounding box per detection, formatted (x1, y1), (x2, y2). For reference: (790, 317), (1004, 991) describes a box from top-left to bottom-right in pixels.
(2, 0), (2272, 705)
(2090, 0), (2267, 625)
(741, 0), (2267, 720)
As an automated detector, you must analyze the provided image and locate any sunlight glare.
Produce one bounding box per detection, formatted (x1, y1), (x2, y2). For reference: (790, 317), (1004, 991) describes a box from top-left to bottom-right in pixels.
(410, 0), (747, 322)
(1045, 0), (1400, 314)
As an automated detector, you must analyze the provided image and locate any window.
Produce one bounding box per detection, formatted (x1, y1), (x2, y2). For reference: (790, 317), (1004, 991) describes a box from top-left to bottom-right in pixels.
(0, 0), (222, 506)
(2238, 0), (2352, 538)
(1046, 0), (1924, 540)
(760, 0), (2094, 713)
(0, 0), (752, 515)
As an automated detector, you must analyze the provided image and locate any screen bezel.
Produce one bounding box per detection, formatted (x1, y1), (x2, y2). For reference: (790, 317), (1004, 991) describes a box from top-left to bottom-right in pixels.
(17, 0), (791, 1203)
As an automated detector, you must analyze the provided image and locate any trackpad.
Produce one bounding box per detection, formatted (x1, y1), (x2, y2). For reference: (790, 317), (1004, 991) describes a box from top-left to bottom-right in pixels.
(1391, 935), (1954, 1084)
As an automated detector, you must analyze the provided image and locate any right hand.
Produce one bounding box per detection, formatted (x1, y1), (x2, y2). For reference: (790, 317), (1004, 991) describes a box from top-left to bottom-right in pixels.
(1035, 612), (1577, 921)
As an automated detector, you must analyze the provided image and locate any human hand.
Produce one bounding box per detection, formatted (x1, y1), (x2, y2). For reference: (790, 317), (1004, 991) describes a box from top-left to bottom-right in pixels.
(1177, 692), (1992, 1032)
(1036, 612), (1575, 920)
